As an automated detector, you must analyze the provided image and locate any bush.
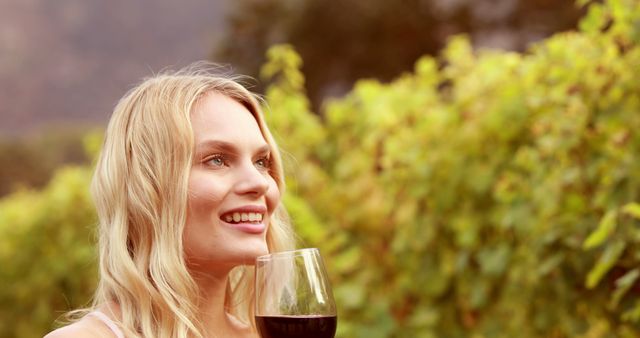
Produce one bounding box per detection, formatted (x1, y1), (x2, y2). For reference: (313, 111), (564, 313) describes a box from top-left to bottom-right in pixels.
(0, 133), (101, 337)
(0, 166), (97, 337)
(261, 0), (640, 337)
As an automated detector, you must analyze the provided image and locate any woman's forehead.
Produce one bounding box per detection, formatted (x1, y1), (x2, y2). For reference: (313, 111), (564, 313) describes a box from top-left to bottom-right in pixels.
(191, 92), (267, 150)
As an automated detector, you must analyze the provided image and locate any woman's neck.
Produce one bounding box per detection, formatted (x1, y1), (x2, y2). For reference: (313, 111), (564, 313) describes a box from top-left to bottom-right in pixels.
(193, 270), (253, 337)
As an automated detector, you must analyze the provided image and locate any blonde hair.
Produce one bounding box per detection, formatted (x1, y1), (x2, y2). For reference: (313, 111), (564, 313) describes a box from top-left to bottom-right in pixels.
(88, 64), (296, 338)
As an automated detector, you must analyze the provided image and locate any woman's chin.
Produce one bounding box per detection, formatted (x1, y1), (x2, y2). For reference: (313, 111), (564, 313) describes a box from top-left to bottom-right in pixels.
(185, 242), (268, 272)
(222, 238), (269, 266)
(243, 243), (269, 265)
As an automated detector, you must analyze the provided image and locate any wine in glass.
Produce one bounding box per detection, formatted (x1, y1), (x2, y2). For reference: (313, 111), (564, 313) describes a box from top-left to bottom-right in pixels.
(255, 248), (337, 338)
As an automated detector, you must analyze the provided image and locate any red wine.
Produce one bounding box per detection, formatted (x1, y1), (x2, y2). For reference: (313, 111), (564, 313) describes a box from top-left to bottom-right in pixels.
(256, 315), (337, 338)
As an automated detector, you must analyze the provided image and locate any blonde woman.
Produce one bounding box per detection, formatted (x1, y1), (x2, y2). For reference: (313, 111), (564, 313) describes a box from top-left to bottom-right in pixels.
(45, 65), (297, 338)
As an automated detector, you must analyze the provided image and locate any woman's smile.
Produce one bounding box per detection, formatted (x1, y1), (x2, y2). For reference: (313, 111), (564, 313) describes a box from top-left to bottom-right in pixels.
(219, 205), (268, 234)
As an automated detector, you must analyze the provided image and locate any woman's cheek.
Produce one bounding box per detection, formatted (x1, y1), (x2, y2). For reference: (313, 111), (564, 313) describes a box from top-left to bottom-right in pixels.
(266, 176), (281, 214)
(187, 171), (225, 212)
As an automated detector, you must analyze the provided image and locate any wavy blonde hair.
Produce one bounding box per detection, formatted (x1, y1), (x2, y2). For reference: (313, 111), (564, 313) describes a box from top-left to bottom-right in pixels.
(88, 64), (296, 338)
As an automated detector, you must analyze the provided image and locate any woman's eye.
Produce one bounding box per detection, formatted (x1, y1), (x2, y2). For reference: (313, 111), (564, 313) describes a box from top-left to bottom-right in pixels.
(255, 157), (271, 170)
(205, 155), (226, 167)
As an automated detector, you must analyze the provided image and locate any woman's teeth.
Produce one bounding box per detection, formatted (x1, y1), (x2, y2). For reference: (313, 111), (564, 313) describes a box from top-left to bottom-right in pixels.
(224, 212), (263, 223)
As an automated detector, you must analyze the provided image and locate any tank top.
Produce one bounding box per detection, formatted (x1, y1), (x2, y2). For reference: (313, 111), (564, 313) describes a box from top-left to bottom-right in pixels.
(88, 310), (125, 338)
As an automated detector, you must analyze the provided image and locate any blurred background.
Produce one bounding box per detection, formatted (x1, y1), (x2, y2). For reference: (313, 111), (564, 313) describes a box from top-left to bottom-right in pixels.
(0, 0), (581, 194)
(1, 0), (639, 337)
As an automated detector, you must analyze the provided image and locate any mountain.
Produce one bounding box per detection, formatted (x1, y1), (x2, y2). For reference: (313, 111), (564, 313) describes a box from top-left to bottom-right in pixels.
(0, 0), (229, 135)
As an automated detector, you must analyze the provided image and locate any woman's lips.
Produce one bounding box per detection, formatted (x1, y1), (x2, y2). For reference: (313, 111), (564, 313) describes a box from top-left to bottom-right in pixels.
(224, 221), (266, 234)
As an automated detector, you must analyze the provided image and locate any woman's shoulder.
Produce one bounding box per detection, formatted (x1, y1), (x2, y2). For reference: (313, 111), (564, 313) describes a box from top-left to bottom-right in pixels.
(44, 315), (115, 338)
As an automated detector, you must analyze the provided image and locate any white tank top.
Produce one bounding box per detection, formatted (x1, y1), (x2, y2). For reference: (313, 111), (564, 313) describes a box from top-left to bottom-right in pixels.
(88, 310), (125, 338)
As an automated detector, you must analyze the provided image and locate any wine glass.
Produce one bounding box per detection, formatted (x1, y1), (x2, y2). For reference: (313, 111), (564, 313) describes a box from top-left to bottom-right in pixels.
(255, 248), (337, 338)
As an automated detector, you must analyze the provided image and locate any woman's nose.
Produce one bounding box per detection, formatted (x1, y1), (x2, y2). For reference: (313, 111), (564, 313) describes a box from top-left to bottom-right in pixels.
(233, 161), (270, 196)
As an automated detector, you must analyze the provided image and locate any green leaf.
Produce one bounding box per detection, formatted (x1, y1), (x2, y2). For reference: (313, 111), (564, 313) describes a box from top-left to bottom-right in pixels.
(586, 240), (626, 289)
(478, 244), (511, 277)
(579, 3), (606, 33)
(407, 307), (439, 328)
(537, 253), (565, 277)
(610, 268), (640, 309)
(622, 202), (640, 219)
(575, 0), (595, 8)
(334, 283), (366, 309)
(470, 278), (490, 309)
(583, 210), (618, 250)
(622, 299), (640, 322)
(332, 246), (362, 274)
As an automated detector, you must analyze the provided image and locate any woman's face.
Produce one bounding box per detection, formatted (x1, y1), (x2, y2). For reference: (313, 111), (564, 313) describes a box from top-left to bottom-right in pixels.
(184, 92), (279, 273)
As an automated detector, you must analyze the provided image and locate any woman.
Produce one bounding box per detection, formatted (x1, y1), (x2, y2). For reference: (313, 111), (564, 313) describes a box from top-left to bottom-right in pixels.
(45, 65), (297, 338)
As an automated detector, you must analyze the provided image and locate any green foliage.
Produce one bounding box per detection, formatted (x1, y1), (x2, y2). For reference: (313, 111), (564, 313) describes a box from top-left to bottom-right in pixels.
(0, 142), (98, 337)
(260, 0), (640, 337)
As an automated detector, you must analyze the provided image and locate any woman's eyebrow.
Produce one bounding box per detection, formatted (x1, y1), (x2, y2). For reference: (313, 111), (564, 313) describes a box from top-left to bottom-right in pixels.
(195, 140), (237, 155)
(195, 140), (271, 155)
(255, 145), (271, 155)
